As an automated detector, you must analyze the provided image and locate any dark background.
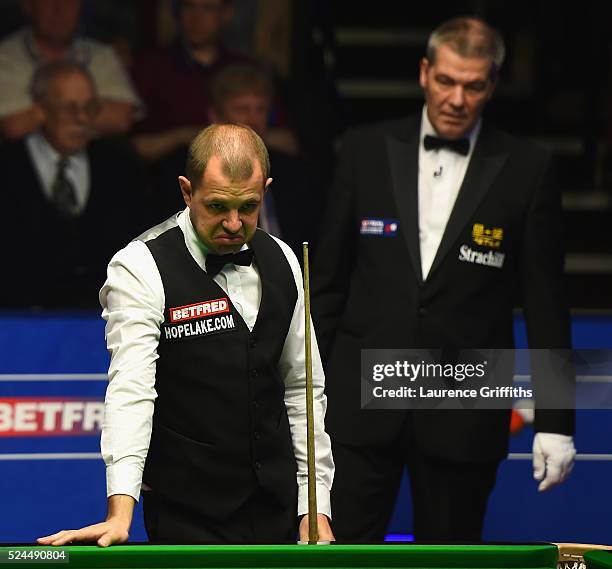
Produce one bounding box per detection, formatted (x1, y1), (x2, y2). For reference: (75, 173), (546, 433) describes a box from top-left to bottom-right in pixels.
(1, 0), (611, 309)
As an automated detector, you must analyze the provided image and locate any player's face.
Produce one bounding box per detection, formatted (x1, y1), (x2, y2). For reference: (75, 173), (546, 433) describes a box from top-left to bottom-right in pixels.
(179, 155), (271, 254)
(419, 43), (496, 139)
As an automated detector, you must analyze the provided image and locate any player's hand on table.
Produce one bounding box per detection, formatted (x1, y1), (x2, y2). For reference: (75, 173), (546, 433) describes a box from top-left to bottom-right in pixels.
(299, 513), (335, 542)
(37, 518), (130, 547)
(37, 494), (135, 547)
(532, 432), (576, 492)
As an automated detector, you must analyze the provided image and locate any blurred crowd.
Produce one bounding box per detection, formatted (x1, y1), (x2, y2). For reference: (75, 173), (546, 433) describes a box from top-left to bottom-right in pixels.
(0, 0), (339, 309)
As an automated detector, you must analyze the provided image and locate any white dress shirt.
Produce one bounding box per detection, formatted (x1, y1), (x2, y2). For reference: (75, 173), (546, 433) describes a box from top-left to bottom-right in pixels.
(99, 208), (333, 517)
(25, 131), (90, 213)
(418, 106), (481, 279)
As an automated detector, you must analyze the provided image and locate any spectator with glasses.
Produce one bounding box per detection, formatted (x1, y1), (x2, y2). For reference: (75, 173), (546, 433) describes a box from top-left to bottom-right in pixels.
(0, 61), (146, 309)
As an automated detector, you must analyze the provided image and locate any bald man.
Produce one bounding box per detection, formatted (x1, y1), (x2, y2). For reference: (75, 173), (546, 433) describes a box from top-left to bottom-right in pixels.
(38, 124), (334, 545)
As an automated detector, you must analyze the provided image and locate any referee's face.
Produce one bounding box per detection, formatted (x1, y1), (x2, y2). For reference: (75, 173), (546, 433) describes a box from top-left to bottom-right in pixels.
(419, 43), (497, 140)
(179, 155), (272, 254)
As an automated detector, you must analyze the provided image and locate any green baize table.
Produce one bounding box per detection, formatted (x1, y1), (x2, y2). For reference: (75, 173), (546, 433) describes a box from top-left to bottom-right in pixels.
(0, 543), (559, 569)
(585, 550), (612, 569)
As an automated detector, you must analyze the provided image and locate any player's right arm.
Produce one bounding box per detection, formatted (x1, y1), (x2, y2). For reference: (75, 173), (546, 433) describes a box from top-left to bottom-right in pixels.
(37, 494), (135, 547)
(38, 241), (164, 546)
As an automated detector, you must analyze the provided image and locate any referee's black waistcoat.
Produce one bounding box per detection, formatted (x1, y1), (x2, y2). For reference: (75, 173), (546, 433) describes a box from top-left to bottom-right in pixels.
(141, 222), (298, 520)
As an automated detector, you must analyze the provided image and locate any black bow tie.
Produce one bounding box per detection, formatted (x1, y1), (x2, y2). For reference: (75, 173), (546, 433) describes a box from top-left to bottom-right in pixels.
(206, 249), (254, 276)
(424, 134), (470, 156)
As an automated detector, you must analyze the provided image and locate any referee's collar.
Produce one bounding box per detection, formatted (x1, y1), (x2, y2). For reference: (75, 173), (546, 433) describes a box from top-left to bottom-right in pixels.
(420, 105), (482, 155)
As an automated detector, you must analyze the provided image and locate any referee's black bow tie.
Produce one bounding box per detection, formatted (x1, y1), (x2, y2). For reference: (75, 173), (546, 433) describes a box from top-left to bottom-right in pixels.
(424, 134), (470, 156)
(206, 249), (254, 276)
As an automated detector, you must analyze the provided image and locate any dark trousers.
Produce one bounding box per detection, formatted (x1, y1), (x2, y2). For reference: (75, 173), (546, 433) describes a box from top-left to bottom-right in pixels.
(331, 423), (500, 542)
(143, 487), (297, 544)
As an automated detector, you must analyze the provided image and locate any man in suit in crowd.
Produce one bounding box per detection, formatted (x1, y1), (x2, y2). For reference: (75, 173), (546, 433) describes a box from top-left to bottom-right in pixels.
(131, 0), (296, 164)
(312, 17), (576, 541)
(0, 60), (146, 309)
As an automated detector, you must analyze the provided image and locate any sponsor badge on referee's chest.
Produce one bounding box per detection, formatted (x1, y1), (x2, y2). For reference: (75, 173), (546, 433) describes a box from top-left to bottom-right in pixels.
(360, 218), (400, 237)
(472, 223), (504, 248)
(457, 224), (506, 269)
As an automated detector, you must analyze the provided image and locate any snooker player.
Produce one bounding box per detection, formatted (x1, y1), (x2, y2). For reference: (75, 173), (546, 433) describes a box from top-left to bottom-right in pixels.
(37, 124), (335, 545)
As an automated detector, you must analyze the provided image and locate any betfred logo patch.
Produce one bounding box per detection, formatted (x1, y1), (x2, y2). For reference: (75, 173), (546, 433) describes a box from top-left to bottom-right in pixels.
(163, 314), (236, 341)
(164, 297), (237, 341)
(170, 297), (229, 323)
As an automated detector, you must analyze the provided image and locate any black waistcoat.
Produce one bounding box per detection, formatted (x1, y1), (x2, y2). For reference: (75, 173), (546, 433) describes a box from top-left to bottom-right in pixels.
(141, 219), (298, 519)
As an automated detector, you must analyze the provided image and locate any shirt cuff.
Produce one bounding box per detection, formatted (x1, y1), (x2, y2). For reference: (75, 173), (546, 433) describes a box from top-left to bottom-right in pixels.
(106, 460), (144, 502)
(297, 483), (331, 519)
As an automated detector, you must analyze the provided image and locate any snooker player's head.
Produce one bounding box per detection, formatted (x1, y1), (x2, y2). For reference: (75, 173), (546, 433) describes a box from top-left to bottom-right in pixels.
(419, 17), (505, 140)
(178, 123), (272, 255)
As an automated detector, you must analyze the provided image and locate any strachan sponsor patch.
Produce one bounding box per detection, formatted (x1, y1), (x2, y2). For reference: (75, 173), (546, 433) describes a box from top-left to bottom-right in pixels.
(170, 297), (229, 323)
(472, 223), (504, 249)
(458, 244), (505, 269)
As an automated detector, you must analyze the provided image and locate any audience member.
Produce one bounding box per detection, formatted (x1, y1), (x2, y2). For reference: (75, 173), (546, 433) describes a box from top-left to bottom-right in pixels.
(80, 0), (142, 70)
(150, 62), (321, 260)
(215, 0), (342, 176)
(209, 63), (322, 260)
(131, 0), (297, 164)
(0, 61), (147, 309)
(130, 0), (245, 164)
(0, 0), (142, 140)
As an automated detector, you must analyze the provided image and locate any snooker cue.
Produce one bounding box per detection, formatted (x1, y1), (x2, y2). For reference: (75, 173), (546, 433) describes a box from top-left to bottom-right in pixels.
(302, 242), (319, 544)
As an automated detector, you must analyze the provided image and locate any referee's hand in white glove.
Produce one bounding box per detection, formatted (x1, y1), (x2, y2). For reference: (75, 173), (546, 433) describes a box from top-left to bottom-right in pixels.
(532, 432), (576, 492)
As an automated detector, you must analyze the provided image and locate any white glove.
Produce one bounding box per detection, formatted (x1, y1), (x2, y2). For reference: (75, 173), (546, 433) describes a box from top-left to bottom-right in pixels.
(532, 432), (576, 492)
